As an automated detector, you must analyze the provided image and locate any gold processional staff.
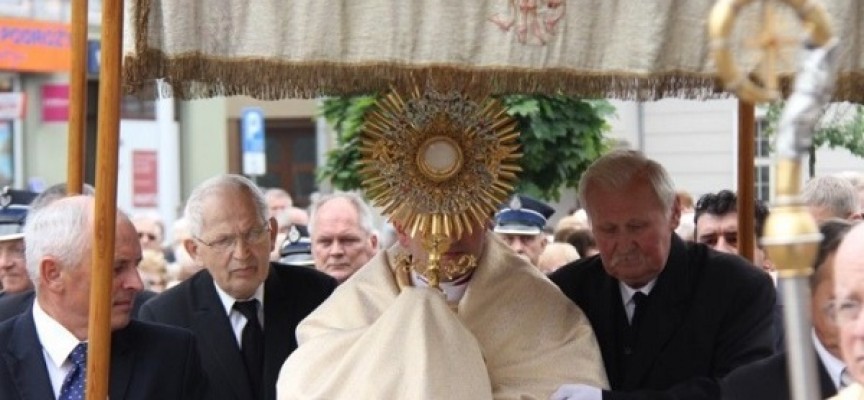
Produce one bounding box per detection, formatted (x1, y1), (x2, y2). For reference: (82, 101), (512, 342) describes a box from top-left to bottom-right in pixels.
(710, 1), (837, 400)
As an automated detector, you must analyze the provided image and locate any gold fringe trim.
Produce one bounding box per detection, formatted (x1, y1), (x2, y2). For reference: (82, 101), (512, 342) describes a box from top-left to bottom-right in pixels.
(121, 51), (720, 101)
(123, 50), (864, 103)
(126, 6), (864, 102)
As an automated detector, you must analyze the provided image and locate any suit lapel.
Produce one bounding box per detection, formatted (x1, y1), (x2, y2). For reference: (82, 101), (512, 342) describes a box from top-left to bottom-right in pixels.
(622, 236), (690, 389)
(5, 311), (56, 400)
(262, 267), (296, 398)
(108, 323), (136, 400)
(816, 354), (839, 397)
(192, 273), (255, 400)
(596, 273), (624, 387)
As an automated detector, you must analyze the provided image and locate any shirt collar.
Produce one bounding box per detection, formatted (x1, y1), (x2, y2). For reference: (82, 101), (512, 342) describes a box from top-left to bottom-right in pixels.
(32, 299), (85, 370)
(619, 279), (657, 305)
(410, 270), (473, 304)
(813, 328), (846, 389)
(213, 280), (265, 317)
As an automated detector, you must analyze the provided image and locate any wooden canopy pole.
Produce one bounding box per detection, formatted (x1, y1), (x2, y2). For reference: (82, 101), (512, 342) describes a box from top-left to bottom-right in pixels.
(737, 100), (756, 263)
(85, 0), (122, 398)
(67, 0), (88, 194)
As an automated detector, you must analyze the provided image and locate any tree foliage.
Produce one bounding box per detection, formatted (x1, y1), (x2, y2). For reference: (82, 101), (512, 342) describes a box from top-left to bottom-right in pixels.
(316, 96), (378, 190)
(765, 102), (864, 177)
(318, 94), (615, 201)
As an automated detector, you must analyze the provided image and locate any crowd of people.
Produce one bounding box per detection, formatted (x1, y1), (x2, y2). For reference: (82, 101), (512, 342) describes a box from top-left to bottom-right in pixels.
(0, 150), (863, 399)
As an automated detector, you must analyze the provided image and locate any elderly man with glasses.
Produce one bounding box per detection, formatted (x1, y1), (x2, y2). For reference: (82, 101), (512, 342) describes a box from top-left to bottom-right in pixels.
(830, 221), (864, 399)
(139, 174), (337, 400)
(722, 219), (854, 400)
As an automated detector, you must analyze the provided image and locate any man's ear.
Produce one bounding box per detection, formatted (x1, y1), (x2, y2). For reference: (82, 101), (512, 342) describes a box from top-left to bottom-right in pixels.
(369, 233), (379, 250)
(267, 217), (279, 251)
(183, 238), (201, 264)
(39, 257), (63, 292)
(670, 196), (682, 230)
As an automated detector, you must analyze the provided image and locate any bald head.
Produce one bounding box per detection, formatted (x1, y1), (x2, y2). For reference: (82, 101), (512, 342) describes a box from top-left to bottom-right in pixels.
(834, 222), (864, 383)
(537, 242), (580, 274)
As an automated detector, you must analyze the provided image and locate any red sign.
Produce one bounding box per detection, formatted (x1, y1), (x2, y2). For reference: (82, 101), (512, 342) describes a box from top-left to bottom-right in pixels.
(132, 150), (158, 207)
(41, 83), (69, 122)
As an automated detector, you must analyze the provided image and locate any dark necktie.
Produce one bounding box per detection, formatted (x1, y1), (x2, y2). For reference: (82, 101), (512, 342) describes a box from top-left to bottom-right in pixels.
(59, 342), (87, 400)
(840, 367), (854, 389)
(622, 292), (648, 358)
(234, 299), (264, 398)
(630, 292), (648, 328)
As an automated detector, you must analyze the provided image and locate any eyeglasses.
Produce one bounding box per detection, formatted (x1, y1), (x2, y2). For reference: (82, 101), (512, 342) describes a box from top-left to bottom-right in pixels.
(829, 298), (863, 325)
(194, 223), (271, 252)
(138, 232), (159, 241)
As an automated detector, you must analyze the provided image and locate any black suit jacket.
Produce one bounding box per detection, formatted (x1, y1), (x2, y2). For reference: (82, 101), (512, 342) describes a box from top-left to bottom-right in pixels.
(550, 235), (776, 400)
(721, 350), (837, 399)
(0, 291), (34, 324)
(138, 263), (337, 400)
(0, 289), (157, 323)
(0, 310), (207, 400)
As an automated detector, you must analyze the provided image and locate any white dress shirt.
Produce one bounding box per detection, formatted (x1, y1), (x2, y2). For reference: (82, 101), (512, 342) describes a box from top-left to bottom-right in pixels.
(214, 282), (265, 347)
(813, 329), (847, 389)
(31, 300), (87, 399)
(619, 279), (657, 323)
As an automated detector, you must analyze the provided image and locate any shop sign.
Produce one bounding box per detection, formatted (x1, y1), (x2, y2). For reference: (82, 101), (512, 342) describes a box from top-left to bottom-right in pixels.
(0, 17), (71, 73)
(132, 150), (158, 207)
(41, 83), (69, 122)
(0, 92), (26, 120)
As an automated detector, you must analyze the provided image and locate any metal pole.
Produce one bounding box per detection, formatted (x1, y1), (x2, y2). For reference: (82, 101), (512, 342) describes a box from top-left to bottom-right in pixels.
(780, 278), (820, 400)
(85, 0), (123, 398)
(156, 88), (180, 242)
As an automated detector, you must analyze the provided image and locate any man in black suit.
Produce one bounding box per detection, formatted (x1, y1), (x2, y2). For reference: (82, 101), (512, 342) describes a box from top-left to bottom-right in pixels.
(721, 219), (854, 399)
(693, 190), (784, 353)
(0, 196), (207, 399)
(139, 174), (337, 400)
(549, 150), (776, 400)
(0, 182), (155, 323)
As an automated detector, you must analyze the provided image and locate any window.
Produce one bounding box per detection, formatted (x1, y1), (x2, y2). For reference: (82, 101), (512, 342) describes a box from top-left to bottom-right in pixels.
(755, 118), (771, 158)
(0, 74), (15, 188)
(754, 117), (772, 202)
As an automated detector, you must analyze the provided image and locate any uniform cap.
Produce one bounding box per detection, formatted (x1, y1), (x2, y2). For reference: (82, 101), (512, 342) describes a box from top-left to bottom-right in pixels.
(278, 224), (314, 267)
(493, 194), (554, 236)
(0, 187), (37, 242)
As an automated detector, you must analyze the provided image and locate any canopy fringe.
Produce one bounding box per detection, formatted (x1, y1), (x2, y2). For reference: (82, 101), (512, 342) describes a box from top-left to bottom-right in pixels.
(124, 51), (738, 101)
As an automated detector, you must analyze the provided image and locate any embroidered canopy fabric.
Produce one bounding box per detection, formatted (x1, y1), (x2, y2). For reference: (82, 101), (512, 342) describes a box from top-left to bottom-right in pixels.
(123, 0), (864, 101)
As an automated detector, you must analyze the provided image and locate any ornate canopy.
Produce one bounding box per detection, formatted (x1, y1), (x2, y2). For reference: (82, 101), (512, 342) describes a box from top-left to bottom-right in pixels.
(123, 0), (864, 102)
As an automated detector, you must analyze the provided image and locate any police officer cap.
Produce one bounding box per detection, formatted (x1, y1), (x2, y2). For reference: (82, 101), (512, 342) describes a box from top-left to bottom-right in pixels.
(278, 224), (314, 267)
(494, 194), (554, 236)
(0, 187), (37, 242)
